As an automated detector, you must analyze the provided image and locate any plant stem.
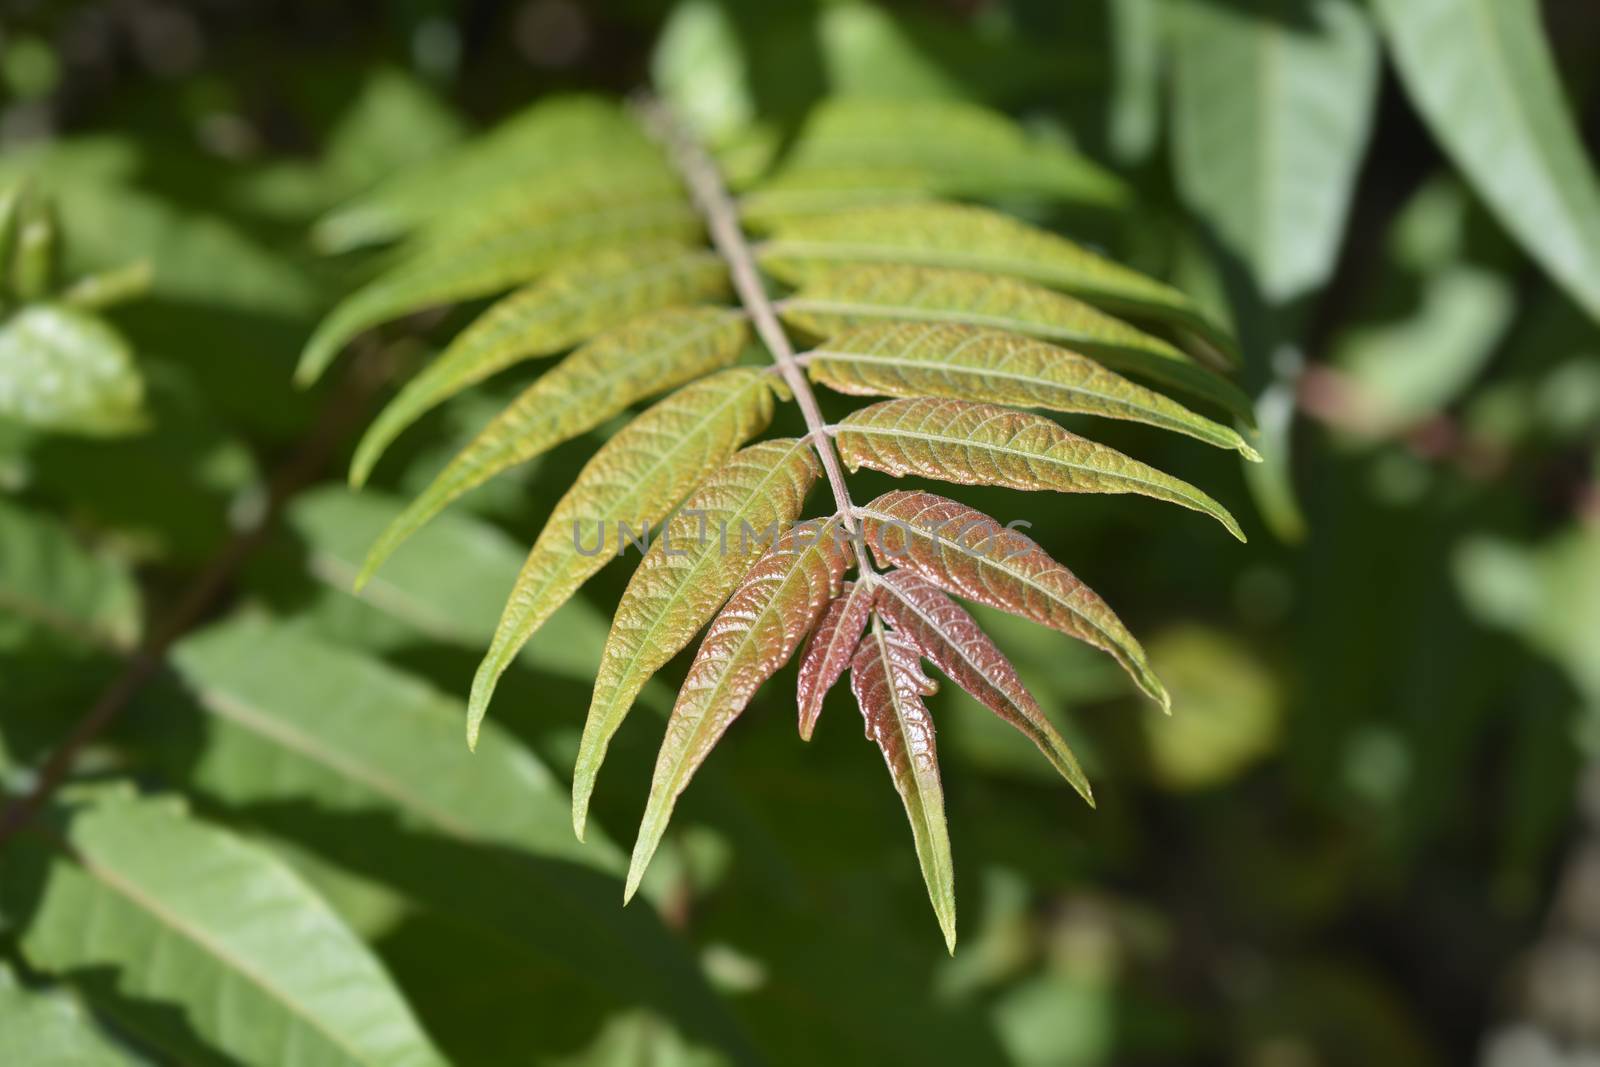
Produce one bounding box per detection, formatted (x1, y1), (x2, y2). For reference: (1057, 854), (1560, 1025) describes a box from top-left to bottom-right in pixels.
(636, 97), (875, 576)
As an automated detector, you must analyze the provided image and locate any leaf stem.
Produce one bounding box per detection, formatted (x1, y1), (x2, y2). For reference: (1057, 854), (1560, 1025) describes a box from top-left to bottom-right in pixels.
(635, 97), (876, 577)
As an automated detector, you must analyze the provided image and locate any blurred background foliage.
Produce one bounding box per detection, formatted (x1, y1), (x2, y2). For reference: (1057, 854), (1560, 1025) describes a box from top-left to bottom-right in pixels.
(1, 1), (1598, 1065)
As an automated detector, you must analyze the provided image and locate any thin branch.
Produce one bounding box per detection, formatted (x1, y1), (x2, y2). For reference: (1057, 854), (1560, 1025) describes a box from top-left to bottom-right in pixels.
(0, 348), (388, 845)
(635, 97), (876, 577)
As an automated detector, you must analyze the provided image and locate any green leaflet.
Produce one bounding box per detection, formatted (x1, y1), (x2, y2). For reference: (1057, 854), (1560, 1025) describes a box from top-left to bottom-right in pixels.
(314, 94), (665, 251)
(850, 616), (956, 953)
(467, 368), (780, 747)
(779, 264), (1254, 421)
(758, 200), (1239, 365)
(16, 792), (447, 1067)
(1374, 0), (1600, 324)
(741, 96), (1125, 224)
(806, 322), (1260, 460)
(875, 569), (1092, 803)
(0, 498), (141, 650)
(857, 490), (1168, 709)
(1172, 0), (1378, 302)
(0, 305), (145, 436)
(0, 965), (137, 1067)
(295, 195), (701, 385)
(170, 616), (617, 868)
(626, 519), (852, 901)
(348, 244), (731, 487)
(576, 438), (819, 839)
(409, 160), (684, 255)
(357, 308), (750, 581)
(835, 398), (1245, 541)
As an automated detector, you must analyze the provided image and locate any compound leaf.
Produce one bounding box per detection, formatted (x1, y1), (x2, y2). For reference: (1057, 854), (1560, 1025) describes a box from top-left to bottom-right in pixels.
(856, 490), (1167, 709)
(465, 368), (779, 746)
(358, 308), (748, 577)
(807, 322), (1260, 460)
(625, 519), (852, 900)
(835, 397), (1245, 541)
(576, 437), (820, 839)
(850, 617), (956, 953)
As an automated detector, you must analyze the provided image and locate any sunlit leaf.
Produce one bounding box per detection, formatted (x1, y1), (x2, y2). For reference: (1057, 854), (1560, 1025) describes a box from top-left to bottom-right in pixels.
(348, 245), (731, 486)
(465, 369), (780, 746)
(742, 97), (1125, 222)
(169, 616), (615, 867)
(796, 579), (876, 741)
(296, 195), (701, 384)
(1373, 0), (1600, 324)
(0, 305), (144, 436)
(856, 490), (1167, 709)
(626, 519), (852, 900)
(576, 437), (819, 838)
(1172, 0), (1378, 302)
(835, 397), (1245, 541)
(876, 569), (1091, 802)
(850, 616), (956, 953)
(358, 308), (749, 572)
(314, 95), (665, 252)
(0, 964), (137, 1067)
(780, 263), (1254, 421)
(806, 322), (1260, 460)
(759, 200), (1239, 364)
(16, 791), (447, 1067)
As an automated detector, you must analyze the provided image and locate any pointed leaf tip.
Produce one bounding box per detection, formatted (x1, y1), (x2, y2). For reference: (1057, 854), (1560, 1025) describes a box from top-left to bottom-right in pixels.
(835, 397), (1247, 543)
(628, 519), (853, 893)
(858, 491), (1167, 710)
(851, 620), (957, 949)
